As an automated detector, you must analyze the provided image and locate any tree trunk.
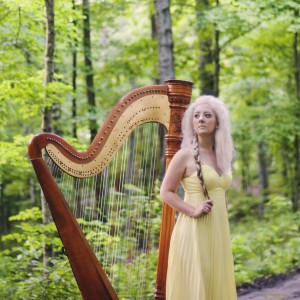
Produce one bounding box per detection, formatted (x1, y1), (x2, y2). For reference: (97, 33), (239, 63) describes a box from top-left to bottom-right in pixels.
(257, 141), (269, 218)
(196, 0), (214, 95)
(293, 135), (300, 212)
(196, 0), (220, 96)
(240, 132), (251, 193)
(292, 12), (300, 212)
(72, 0), (78, 139)
(72, 49), (77, 138)
(281, 138), (290, 197)
(42, 0), (55, 269)
(29, 177), (36, 206)
(213, 7), (220, 97)
(153, 0), (175, 83)
(83, 0), (97, 142)
(153, 0), (175, 181)
(43, 0), (55, 133)
(0, 182), (9, 237)
(241, 154), (249, 193)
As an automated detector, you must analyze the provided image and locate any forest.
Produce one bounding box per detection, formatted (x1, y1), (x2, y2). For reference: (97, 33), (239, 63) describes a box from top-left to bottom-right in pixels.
(1, 0), (300, 299)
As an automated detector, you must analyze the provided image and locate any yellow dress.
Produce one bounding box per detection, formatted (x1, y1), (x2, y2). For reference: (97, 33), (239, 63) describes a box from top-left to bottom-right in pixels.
(166, 163), (237, 300)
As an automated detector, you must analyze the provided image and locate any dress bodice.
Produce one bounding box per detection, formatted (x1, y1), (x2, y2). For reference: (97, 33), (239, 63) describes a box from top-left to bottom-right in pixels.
(181, 163), (232, 194)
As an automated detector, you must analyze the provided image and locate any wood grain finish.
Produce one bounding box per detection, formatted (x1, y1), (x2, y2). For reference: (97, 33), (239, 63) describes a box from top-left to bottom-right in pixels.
(155, 80), (193, 299)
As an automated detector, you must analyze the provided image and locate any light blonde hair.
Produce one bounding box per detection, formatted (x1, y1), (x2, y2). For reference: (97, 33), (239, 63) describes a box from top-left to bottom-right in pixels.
(181, 95), (234, 174)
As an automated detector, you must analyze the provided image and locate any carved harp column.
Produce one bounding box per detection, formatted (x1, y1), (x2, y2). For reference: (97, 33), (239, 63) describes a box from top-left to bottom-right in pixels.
(28, 79), (192, 300)
(154, 80), (193, 299)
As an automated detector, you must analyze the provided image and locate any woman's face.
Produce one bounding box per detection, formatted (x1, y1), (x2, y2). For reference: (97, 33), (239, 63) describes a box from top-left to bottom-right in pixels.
(192, 104), (218, 136)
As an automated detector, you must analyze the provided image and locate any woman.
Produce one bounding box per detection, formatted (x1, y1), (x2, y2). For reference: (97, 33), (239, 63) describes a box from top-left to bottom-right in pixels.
(160, 95), (237, 300)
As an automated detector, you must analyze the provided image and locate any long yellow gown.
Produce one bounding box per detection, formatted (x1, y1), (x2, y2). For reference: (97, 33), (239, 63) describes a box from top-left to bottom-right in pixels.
(166, 163), (237, 300)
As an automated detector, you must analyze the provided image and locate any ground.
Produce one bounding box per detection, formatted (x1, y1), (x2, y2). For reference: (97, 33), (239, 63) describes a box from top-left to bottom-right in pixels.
(237, 268), (300, 300)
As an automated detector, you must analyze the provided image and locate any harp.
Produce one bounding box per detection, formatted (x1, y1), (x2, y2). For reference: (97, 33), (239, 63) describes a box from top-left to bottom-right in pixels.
(28, 80), (192, 299)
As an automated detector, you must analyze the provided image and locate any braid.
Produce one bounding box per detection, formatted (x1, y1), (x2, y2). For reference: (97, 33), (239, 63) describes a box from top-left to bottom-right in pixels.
(193, 134), (210, 199)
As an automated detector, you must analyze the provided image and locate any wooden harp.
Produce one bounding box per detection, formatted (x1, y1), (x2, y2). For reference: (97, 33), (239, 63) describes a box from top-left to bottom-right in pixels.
(28, 80), (192, 299)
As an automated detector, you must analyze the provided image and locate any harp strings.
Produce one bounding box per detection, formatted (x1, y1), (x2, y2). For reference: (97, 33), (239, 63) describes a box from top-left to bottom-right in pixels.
(46, 123), (161, 298)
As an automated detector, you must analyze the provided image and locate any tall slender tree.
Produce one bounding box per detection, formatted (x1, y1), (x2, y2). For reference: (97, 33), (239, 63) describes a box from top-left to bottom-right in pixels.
(196, 0), (214, 95)
(292, 9), (300, 212)
(42, 0), (55, 134)
(153, 0), (175, 179)
(83, 0), (97, 142)
(196, 0), (220, 96)
(72, 0), (78, 139)
(257, 141), (269, 218)
(42, 0), (55, 268)
(213, 0), (220, 96)
(154, 0), (175, 83)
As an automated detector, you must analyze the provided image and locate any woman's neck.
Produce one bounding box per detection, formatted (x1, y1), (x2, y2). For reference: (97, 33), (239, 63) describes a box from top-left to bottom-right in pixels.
(197, 135), (214, 152)
(197, 135), (218, 171)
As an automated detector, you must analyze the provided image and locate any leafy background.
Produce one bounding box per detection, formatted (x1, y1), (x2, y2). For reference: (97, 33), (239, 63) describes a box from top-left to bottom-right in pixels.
(1, 0), (300, 298)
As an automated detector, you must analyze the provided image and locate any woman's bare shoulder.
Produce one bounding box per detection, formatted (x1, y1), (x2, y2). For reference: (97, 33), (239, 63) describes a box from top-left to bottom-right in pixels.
(167, 148), (192, 169)
(172, 148), (196, 177)
(171, 148), (195, 170)
(173, 148), (193, 159)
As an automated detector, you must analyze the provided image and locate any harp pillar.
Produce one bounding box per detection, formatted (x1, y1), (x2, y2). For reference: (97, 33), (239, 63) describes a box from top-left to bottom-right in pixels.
(154, 80), (193, 299)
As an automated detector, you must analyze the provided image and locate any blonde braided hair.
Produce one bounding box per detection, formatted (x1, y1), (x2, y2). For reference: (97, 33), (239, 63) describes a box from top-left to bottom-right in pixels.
(193, 133), (210, 200)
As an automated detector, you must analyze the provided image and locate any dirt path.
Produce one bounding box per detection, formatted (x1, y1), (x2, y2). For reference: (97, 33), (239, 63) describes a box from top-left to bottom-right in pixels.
(238, 271), (300, 300)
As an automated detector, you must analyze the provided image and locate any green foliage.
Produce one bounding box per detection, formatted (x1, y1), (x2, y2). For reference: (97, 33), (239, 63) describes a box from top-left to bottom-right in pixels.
(231, 194), (300, 285)
(1, 0), (300, 297)
(1, 188), (300, 297)
(111, 250), (158, 300)
(0, 208), (81, 299)
(0, 194), (161, 299)
(74, 177), (162, 298)
(0, 134), (38, 226)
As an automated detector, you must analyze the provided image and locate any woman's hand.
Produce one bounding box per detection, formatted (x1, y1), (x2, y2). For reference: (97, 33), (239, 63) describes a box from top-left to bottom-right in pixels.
(191, 200), (213, 218)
